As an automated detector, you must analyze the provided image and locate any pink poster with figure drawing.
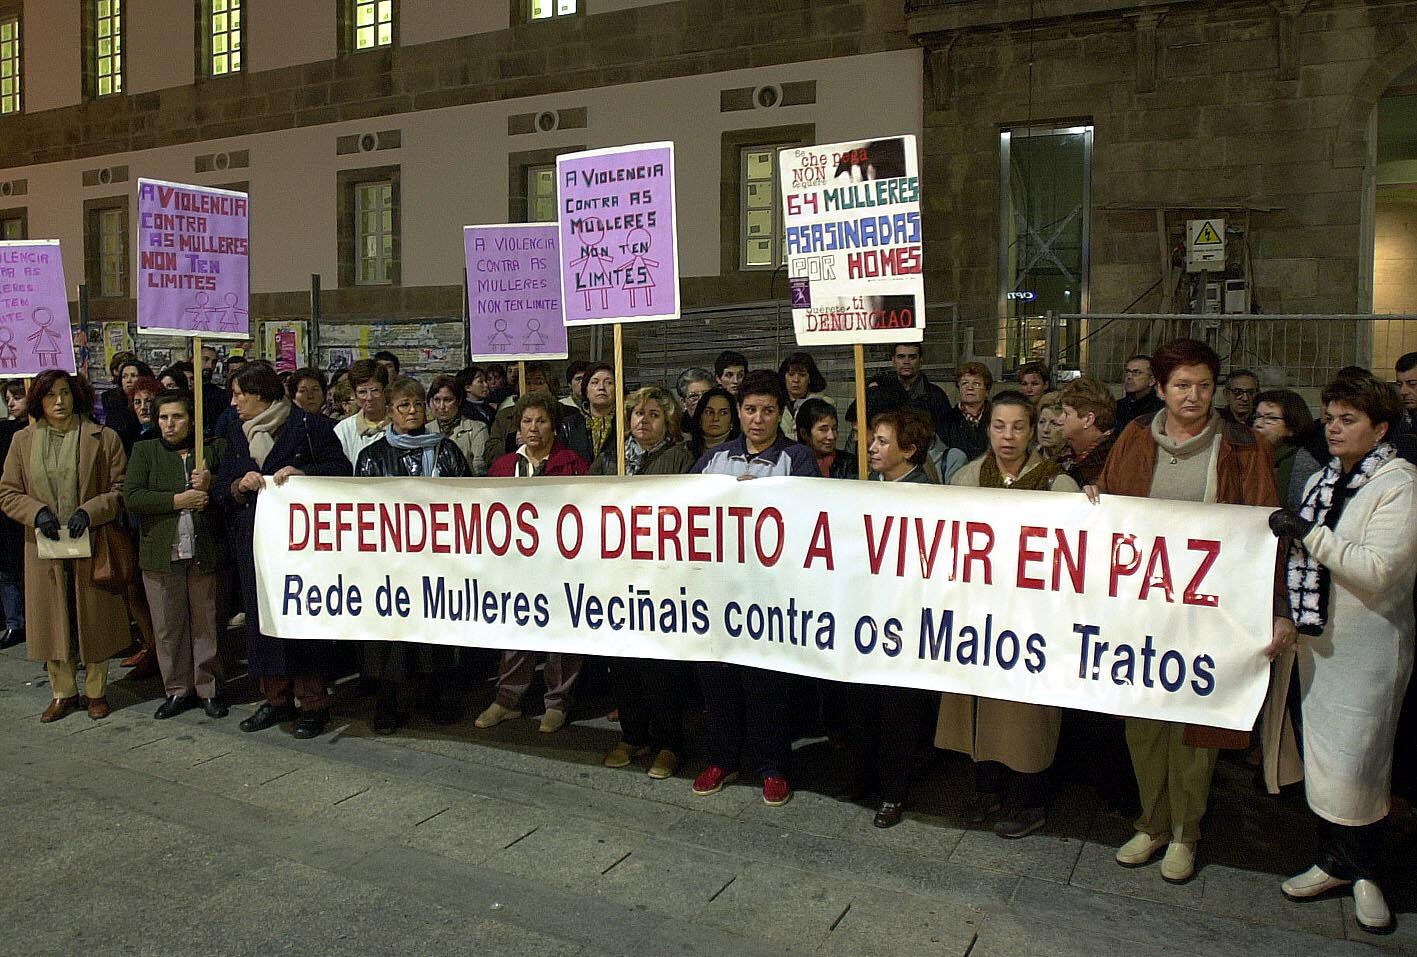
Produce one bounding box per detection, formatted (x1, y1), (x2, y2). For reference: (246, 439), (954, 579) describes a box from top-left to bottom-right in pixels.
(556, 142), (680, 326)
(0, 240), (78, 375)
(137, 178), (250, 339)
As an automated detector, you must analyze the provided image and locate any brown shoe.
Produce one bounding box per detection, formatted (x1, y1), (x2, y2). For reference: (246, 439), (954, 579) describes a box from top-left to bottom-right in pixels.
(40, 695), (82, 723)
(86, 696), (111, 720)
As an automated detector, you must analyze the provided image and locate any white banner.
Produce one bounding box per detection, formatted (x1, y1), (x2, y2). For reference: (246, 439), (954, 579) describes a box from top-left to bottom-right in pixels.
(253, 475), (1279, 730)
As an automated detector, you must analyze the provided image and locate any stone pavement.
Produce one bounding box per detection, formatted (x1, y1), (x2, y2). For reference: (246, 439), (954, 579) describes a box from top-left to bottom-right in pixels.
(0, 644), (1411, 957)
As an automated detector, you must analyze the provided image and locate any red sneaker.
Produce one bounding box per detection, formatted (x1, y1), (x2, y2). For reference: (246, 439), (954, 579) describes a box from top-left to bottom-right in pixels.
(762, 775), (792, 807)
(692, 765), (739, 796)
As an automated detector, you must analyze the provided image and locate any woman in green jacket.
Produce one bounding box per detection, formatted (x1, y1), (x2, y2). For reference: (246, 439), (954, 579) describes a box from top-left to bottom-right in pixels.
(123, 390), (227, 719)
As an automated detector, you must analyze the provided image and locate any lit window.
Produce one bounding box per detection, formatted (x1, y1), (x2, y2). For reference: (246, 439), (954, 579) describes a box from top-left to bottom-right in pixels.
(0, 17), (19, 115)
(355, 181), (394, 285)
(529, 0), (576, 19)
(527, 165), (555, 223)
(741, 146), (786, 269)
(93, 0), (123, 97)
(208, 0), (243, 76)
(0, 216), (22, 240)
(353, 0), (393, 50)
(98, 207), (126, 297)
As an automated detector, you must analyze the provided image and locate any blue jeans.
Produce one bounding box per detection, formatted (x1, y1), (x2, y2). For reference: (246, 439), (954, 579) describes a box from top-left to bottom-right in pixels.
(0, 569), (22, 630)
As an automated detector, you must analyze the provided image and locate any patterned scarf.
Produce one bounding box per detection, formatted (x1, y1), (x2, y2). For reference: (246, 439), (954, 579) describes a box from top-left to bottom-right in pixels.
(978, 453), (1061, 491)
(623, 437), (668, 476)
(1287, 442), (1396, 635)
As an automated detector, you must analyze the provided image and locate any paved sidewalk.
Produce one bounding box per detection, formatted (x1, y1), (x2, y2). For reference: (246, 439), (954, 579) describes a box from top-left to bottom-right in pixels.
(0, 645), (1409, 957)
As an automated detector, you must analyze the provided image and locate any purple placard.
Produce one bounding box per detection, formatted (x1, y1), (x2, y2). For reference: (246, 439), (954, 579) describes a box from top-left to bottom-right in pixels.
(556, 142), (680, 326)
(0, 241), (77, 375)
(464, 223), (568, 361)
(137, 178), (250, 339)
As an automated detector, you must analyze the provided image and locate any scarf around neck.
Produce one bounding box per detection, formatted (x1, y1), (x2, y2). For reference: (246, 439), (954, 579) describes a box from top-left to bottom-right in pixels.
(30, 419), (82, 521)
(979, 452), (1061, 491)
(385, 425), (445, 477)
(1286, 441), (1397, 635)
(243, 399), (292, 469)
(623, 437), (668, 476)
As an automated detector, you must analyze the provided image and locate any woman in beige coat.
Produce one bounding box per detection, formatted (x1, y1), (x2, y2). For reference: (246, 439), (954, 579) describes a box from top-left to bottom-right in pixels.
(0, 371), (129, 721)
(936, 391), (1078, 838)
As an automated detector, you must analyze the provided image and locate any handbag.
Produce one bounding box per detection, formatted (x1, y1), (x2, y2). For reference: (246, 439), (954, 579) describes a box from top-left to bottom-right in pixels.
(35, 529), (92, 560)
(91, 521), (136, 591)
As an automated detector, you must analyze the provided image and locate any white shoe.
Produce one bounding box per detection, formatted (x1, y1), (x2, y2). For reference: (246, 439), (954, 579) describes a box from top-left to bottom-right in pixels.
(538, 708), (567, 733)
(1353, 880), (1393, 933)
(1160, 841), (1196, 884)
(1281, 865), (1350, 900)
(474, 703), (521, 729)
(1115, 831), (1170, 867)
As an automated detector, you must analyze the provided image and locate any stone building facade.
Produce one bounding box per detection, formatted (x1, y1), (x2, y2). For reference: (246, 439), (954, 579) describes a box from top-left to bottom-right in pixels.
(0, 0), (1414, 387)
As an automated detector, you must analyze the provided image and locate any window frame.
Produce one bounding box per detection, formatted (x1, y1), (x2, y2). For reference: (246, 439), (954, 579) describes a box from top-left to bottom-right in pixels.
(197, 0), (245, 78)
(997, 122), (1093, 365)
(0, 207), (26, 240)
(345, 0), (395, 53)
(719, 124), (814, 276)
(507, 145), (584, 224)
(83, 196), (130, 300)
(0, 10), (21, 115)
(85, 0), (126, 99)
(518, 0), (581, 23)
(337, 165), (400, 288)
(738, 144), (792, 272)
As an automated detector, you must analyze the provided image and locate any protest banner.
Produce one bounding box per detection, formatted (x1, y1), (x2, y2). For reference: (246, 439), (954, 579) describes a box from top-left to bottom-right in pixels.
(556, 142), (679, 328)
(465, 223), (568, 362)
(0, 240), (78, 375)
(136, 178), (250, 339)
(557, 142), (681, 475)
(254, 475), (1278, 730)
(778, 136), (924, 348)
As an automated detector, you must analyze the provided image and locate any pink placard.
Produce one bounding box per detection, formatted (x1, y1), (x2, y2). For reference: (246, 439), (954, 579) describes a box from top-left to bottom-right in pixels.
(0, 240), (77, 375)
(137, 178), (250, 339)
(464, 223), (568, 361)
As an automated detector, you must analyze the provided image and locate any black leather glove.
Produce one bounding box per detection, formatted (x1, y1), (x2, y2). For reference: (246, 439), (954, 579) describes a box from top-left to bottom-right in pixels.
(34, 508), (60, 541)
(1268, 508), (1313, 540)
(66, 509), (91, 539)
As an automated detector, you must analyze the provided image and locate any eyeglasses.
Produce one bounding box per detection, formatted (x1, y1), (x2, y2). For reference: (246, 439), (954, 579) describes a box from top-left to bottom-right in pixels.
(393, 400), (421, 413)
(1227, 387), (1258, 397)
(1252, 414), (1285, 424)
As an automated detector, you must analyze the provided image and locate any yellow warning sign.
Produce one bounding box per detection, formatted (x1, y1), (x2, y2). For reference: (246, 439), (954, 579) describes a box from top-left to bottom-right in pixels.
(1192, 221), (1222, 245)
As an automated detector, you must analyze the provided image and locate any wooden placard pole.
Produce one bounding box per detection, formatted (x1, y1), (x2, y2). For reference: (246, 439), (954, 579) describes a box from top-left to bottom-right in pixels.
(193, 335), (205, 466)
(614, 323), (626, 476)
(854, 344), (868, 480)
(518, 360), (528, 397)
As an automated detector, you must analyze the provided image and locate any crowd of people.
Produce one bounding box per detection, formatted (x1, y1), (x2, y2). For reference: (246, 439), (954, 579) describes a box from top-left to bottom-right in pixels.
(0, 336), (1414, 933)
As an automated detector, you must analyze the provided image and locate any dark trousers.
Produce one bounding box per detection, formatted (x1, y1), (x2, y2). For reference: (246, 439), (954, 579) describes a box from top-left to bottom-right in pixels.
(698, 662), (792, 778)
(844, 684), (935, 803)
(260, 675), (331, 712)
(613, 657), (688, 754)
(1317, 816), (1386, 882)
(977, 761), (1048, 808)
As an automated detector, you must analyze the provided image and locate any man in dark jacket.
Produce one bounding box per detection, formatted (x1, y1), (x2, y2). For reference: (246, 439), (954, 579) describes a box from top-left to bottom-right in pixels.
(890, 342), (952, 437)
(1115, 354), (1164, 426)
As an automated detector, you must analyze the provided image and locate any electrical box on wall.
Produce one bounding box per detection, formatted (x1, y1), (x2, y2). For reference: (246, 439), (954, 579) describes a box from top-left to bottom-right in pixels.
(1185, 218), (1226, 272)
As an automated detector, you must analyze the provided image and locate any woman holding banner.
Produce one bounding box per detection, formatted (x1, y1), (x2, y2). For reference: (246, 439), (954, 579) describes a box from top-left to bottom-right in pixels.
(841, 408), (936, 828)
(123, 390), (227, 720)
(356, 377), (471, 733)
(0, 371), (130, 721)
(935, 393), (1078, 837)
(592, 386), (694, 779)
(1267, 373), (1417, 933)
(217, 362), (351, 739)
(478, 393), (588, 734)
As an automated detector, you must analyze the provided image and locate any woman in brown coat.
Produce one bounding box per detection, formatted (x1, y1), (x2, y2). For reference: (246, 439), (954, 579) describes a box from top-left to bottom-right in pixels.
(0, 370), (129, 721)
(936, 392), (1079, 839)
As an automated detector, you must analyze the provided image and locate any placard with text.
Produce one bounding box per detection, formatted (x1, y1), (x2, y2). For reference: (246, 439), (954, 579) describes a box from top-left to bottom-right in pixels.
(137, 178), (250, 339)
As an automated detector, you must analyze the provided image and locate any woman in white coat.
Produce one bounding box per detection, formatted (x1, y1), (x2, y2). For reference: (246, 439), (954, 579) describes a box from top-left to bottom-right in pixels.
(1267, 373), (1417, 934)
